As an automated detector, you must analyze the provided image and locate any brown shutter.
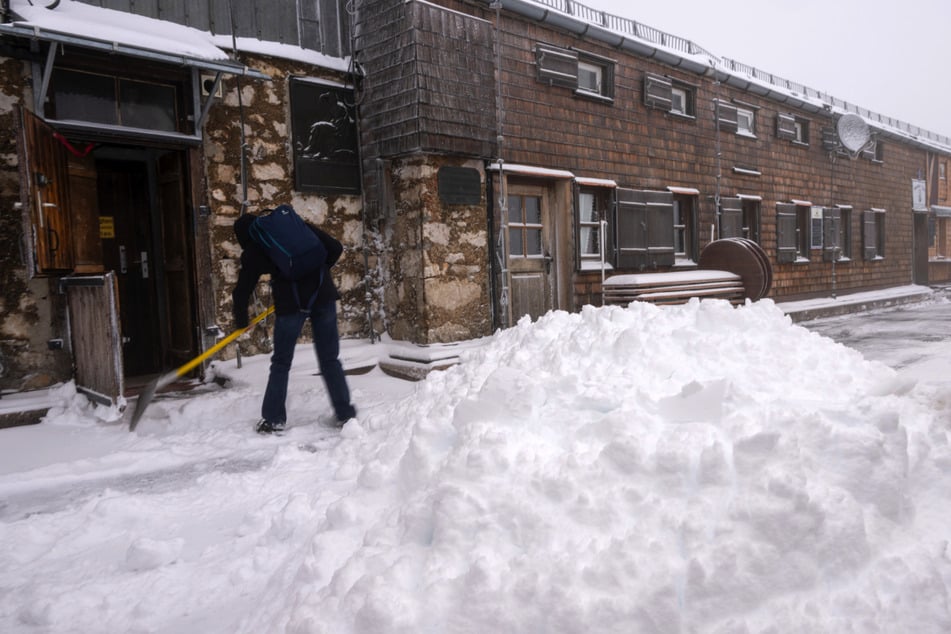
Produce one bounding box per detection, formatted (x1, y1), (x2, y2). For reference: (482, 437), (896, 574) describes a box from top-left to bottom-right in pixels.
(645, 190), (675, 267)
(719, 197), (743, 238)
(716, 101), (738, 133)
(821, 127), (840, 152)
(822, 207), (840, 262)
(536, 43), (578, 88)
(776, 203), (798, 263)
(643, 73), (673, 110)
(616, 188), (647, 269)
(776, 113), (797, 139)
(17, 107), (75, 273)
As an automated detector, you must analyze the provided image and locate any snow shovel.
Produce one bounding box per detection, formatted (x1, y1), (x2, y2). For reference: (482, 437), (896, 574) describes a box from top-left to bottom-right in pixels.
(129, 305), (275, 431)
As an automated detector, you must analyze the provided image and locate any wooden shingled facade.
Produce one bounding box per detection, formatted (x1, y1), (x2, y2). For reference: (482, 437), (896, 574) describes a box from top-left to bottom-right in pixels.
(355, 0), (497, 159)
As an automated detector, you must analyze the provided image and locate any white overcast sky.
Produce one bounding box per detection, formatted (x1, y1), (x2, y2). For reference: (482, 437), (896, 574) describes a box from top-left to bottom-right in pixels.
(579, 0), (951, 138)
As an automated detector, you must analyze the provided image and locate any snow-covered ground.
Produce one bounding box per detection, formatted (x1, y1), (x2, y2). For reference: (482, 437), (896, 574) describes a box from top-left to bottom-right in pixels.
(2, 297), (951, 633)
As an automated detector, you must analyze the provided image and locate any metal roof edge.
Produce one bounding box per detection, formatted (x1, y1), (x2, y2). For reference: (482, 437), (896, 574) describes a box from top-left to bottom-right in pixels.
(0, 23), (270, 80)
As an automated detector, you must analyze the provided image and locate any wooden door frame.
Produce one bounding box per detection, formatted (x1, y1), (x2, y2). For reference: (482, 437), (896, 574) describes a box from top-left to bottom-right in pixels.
(495, 175), (572, 325)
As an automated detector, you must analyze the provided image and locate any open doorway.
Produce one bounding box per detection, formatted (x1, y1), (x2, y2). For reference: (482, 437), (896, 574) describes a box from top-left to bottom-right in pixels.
(94, 147), (197, 380)
(18, 110), (201, 404)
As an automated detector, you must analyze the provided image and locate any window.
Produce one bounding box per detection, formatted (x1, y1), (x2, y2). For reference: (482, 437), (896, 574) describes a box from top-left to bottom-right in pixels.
(577, 61), (602, 94)
(50, 68), (179, 132)
(742, 198), (762, 242)
(616, 189), (675, 269)
(777, 112), (809, 145)
(737, 108), (755, 136)
(577, 187), (612, 267)
(932, 215), (950, 259)
(861, 139), (884, 163)
(535, 43), (614, 100)
(863, 209), (886, 260)
(672, 193), (698, 263)
(822, 206), (851, 261)
(776, 202), (811, 263)
(810, 206), (825, 250)
(644, 73), (694, 117)
(793, 119), (808, 144)
(719, 197), (761, 242)
(941, 162), (947, 180)
(670, 86), (693, 116)
(509, 194), (543, 258)
(290, 78), (360, 194)
(715, 100), (738, 132)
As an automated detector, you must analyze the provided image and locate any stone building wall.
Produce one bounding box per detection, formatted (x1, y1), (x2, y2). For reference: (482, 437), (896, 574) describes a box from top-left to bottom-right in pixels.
(201, 54), (383, 358)
(383, 156), (493, 344)
(0, 56), (72, 391)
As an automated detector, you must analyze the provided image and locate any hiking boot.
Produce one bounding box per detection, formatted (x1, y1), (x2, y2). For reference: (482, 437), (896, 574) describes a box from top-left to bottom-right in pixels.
(255, 419), (286, 434)
(318, 414), (344, 429)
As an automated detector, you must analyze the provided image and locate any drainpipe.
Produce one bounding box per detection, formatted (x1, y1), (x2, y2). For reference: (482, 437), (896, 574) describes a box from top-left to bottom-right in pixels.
(491, 0), (511, 328)
(348, 0), (378, 344)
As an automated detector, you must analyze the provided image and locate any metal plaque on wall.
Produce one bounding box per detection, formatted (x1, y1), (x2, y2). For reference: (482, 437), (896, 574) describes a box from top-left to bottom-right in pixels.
(438, 167), (481, 205)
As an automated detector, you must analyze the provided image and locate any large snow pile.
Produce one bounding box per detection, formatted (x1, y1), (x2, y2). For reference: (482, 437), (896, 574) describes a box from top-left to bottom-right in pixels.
(2, 299), (950, 633)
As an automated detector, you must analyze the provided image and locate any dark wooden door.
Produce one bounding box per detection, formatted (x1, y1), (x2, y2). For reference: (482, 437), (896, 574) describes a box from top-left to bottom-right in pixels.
(156, 152), (197, 368)
(97, 159), (162, 376)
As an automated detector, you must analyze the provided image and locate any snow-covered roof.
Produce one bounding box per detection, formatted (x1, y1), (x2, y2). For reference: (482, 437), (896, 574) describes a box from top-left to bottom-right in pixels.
(1, 0), (350, 77)
(493, 0), (951, 154)
(7, 0), (225, 60)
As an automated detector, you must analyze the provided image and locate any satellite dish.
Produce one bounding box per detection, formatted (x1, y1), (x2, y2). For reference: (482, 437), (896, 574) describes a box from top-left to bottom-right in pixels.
(836, 113), (871, 153)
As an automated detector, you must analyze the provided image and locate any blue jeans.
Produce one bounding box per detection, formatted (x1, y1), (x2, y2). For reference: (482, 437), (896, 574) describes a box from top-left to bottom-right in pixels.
(261, 302), (355, 424)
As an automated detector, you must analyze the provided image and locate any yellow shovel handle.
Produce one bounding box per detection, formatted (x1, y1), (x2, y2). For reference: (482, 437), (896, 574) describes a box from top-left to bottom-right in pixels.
(174, 305), (275, 378)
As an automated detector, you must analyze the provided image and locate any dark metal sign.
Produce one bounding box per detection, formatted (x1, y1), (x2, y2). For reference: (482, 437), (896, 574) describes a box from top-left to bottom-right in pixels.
(437, 166), (481, 205)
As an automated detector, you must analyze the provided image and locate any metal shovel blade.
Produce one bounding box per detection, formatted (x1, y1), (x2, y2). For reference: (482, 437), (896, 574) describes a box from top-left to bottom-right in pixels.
(128, 305), (275, 431)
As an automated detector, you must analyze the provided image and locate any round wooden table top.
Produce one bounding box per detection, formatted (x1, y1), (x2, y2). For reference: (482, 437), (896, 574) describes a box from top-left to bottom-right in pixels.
(698, 238), (771, 300)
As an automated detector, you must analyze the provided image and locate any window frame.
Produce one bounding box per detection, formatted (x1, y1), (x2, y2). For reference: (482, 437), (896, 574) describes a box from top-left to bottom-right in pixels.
(776, 202), (811, 263)
(822, 206), (852, 262)
(536, 43), (615, 102)
(736, 107), (756, 137)
(49, 67), (184, 134)
(863, 209), (886, 260)
(289, 77), (361, 195)
(574, 52), (615, 101)
(719, 196), (761, 242)
(508, 193), (545, 259)
(576, 185), (614, 269)
(644, 73), (695, 118)
(933, 216), (949, 259)
(810, 206), (825, 251)
(670, 85), (695, 117)
(671, 192), (699, 264)
(777, 112), (810, 145)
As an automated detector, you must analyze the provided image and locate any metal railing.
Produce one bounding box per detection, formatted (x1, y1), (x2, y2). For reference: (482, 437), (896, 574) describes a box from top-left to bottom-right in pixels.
(530, 0), (714, 57)
(527, 0), (951, 148)
(720, 58), (951, 147)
